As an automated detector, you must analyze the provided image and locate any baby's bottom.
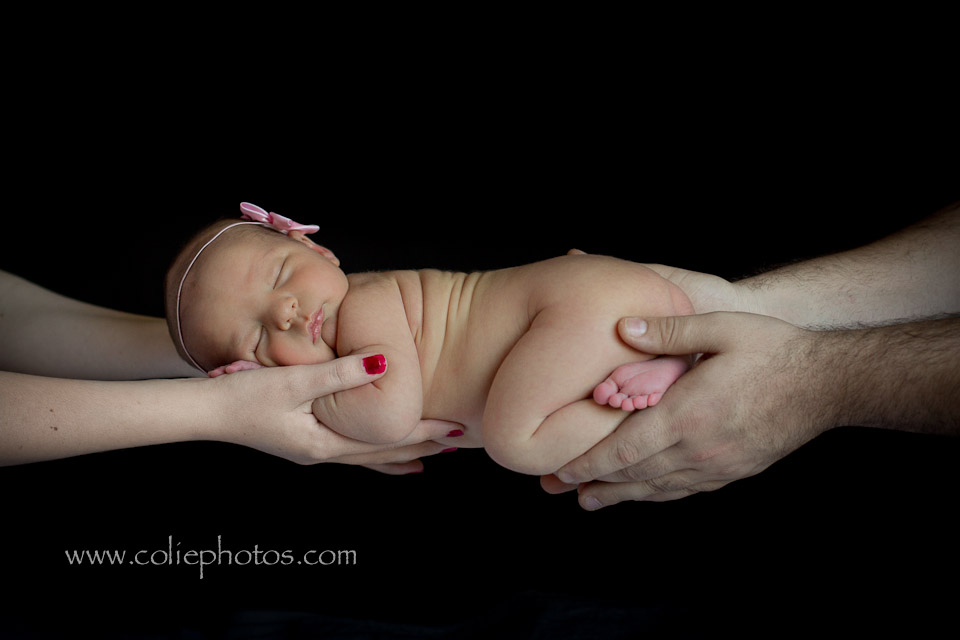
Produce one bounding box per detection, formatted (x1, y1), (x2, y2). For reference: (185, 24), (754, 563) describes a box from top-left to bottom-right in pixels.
(593, 356), (690, 411)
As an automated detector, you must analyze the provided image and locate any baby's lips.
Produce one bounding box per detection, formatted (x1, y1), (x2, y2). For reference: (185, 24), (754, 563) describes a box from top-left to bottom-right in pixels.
(362, 354), (387, 375)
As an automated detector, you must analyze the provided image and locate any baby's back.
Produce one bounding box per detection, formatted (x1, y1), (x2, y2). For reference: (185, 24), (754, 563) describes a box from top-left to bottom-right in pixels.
(398, 254), (691, 439)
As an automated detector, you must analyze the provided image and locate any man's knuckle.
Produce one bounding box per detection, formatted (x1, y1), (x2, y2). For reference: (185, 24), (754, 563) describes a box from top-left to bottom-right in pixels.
(659, 316), (684, 348)
(646, 474), (687, 494)
(621, 462), (653, 482)
(613, 437), (644, 468)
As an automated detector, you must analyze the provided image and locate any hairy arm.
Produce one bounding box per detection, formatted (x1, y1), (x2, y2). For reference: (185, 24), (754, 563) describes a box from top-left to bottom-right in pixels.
(737, 202), (960, 328)
(818, 316), (960, 435)
(640, 202), (960, 328)
(0, 270), (199, 380)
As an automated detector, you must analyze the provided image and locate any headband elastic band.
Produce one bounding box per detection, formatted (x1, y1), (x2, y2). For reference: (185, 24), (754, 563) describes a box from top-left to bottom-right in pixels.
(174, 203), (319, 372)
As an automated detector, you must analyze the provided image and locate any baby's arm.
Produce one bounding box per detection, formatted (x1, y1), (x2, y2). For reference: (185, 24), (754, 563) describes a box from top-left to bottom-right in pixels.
(310, 274), (424, 444)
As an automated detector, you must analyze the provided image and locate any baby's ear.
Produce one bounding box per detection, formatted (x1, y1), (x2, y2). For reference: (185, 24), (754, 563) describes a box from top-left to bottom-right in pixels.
(288, 231), (340, 266)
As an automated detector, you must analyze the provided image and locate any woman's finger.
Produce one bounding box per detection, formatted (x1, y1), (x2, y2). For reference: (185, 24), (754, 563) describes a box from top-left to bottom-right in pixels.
(361, 461), (426, 475)
(332, 440), (449, 466)
(317, 419), (463, 462)
(284, 353), (388, 401)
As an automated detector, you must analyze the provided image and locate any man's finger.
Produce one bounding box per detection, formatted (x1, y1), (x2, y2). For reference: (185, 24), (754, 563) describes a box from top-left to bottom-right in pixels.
(540, 474), (578, 494)
(618, 312), (746, 357)
(554, 410), (678, 485)
(576, 472), (727, 510)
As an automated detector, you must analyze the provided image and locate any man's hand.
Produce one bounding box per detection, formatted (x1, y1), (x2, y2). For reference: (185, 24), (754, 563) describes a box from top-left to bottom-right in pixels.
(642, 264), (749, 315)
(543, 312), (832, 506)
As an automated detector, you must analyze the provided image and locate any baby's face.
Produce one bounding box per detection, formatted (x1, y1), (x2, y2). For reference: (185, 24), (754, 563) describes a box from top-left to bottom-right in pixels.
(180, 229), (348, 371)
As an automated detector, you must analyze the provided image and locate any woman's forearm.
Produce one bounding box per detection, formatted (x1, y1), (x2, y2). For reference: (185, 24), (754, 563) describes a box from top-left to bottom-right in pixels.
(736, 203), (960, 328)
(0, 270), (199, 380)
(0, 372), (218, 466)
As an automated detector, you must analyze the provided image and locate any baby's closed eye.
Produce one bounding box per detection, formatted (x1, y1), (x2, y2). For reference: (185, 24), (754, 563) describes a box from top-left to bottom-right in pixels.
(273, 258), (287, 287)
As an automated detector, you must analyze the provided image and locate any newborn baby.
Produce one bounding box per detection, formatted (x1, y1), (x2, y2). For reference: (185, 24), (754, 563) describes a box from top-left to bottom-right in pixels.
(166, 203), (693, 475)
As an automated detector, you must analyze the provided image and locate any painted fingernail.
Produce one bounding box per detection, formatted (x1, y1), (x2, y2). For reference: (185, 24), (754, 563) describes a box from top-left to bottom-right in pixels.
(442, 447), (458, 453)
(446, 429), (464, 437)
(623, 318), (648, 338)
(362, 354), (387, 375)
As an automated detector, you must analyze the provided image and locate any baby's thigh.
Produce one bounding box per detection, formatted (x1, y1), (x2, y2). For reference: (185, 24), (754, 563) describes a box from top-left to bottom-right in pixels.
(481, 317), (643, 473)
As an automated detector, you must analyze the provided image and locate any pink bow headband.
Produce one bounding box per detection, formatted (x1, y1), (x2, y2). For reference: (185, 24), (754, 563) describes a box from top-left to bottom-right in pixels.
(174, 203), (320, 372)
(237, 202), (320, 235)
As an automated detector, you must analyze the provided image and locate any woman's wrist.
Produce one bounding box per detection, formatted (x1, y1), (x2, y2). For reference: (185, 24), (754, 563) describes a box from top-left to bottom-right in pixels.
(0, 374), (223, 466)
(171, 375), (245, 445)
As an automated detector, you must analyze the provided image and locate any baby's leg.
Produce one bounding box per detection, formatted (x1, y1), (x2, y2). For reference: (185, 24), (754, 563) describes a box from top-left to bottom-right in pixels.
(482, 322), (640, 477)
(593, 356), (690, 411)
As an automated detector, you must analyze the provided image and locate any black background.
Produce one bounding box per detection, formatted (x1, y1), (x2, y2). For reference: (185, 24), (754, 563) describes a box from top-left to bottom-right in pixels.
(1, 67), (958, 637)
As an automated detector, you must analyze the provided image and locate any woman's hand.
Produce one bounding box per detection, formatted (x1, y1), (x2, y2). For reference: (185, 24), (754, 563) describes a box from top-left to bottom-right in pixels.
(207, 353), (461, 474)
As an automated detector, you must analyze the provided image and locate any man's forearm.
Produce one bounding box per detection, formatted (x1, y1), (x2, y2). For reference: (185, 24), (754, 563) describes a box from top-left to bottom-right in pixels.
(815, 316), (960, 435)
(0, 372), (217, 465)
(736, 203), (960, 329)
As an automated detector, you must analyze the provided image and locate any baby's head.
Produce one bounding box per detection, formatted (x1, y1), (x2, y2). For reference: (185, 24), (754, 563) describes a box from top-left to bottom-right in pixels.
(165, 203), (348, 373)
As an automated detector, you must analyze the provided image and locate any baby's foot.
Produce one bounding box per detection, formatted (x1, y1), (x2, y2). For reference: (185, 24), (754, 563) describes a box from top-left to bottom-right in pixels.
(593, 356), (690, 411)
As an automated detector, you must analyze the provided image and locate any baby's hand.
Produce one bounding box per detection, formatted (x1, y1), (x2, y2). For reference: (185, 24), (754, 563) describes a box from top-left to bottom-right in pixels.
(208, 360), (264, 378)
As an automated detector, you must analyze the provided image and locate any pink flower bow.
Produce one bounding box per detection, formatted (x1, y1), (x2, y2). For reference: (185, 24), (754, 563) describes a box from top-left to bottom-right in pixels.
(240, 202), (320, 235)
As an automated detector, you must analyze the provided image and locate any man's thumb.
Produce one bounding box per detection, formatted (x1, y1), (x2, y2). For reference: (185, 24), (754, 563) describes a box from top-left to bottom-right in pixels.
(618, 313), (734, 356)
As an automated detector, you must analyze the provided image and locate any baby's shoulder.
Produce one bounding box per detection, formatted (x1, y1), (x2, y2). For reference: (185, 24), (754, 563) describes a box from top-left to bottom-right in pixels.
(345, 269), (421, 295)
(343, 270), (424, 331)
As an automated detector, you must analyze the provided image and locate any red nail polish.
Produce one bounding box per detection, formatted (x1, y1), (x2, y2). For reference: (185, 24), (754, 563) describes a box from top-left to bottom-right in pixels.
(362, 354), (386, 375)
(442, 447), (457, 453)
(446, 430), (464, 437)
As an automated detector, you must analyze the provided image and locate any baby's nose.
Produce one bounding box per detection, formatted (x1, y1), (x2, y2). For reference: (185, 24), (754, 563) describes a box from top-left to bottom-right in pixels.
(273, 296), (299, 330)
